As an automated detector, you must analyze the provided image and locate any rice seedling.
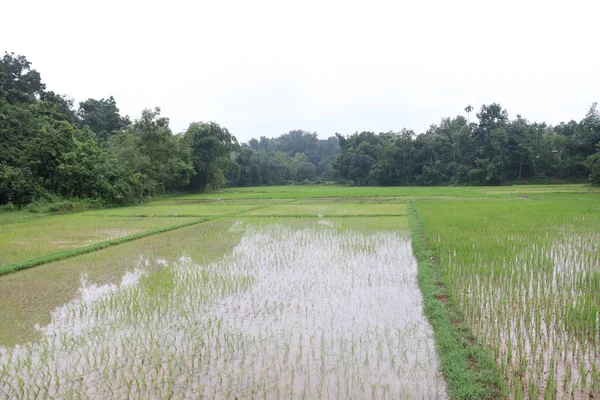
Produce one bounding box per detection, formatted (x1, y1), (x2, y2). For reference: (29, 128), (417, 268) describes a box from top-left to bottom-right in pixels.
(80, 203), (256, 217)
(0, 219), (447, 398)
(245, 202), (407, 217)
(416, 195), (600, 398)
(0, 216), (201, 267)
(1, 184), (596, 399)
(170, 184), (591, 200)
(0, 220), (242, 346)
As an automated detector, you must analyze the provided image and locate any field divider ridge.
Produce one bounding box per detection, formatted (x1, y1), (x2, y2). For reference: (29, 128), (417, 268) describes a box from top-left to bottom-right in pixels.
(0, 199), (290, 277)
(238, 213), (407, 218)
(407, 201), (500, 399)
(81, 214), (237, 218)
(0, 217), (212, 277)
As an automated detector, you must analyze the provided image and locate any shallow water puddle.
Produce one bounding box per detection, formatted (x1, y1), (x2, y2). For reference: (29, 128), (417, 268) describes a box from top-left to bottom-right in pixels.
(0, 221), (446, 399)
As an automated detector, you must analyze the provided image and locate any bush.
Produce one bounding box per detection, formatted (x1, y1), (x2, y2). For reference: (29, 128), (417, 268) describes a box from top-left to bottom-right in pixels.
(0, 203), (19, 212)
(588, 149), (600, 185)
(26, 197), (104, 214)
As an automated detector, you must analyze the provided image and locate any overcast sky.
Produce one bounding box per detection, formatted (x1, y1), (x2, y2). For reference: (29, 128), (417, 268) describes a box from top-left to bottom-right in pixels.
(2, 0), (599, 141)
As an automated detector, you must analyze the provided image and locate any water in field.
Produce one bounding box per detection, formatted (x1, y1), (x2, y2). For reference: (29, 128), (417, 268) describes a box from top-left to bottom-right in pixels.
(0, 221), (446, 399)
(455, 232), (600, 398)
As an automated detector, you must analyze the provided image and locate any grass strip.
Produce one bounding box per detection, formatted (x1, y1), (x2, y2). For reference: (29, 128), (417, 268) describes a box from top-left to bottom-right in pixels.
(0, 216), (48, 226)
(239, 213), (407, 218)
(407, 201), (500, 399)
(0, 217), (211, 277)
(0, 200), (286, 277)
(81, 214), (222, 218)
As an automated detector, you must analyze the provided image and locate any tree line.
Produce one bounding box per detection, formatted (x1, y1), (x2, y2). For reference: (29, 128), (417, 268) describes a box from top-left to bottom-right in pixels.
(228, 103), (600, 187)
(0, 52), (237, 206)
(1, 52), (599, 207)
(333, 103), (600, 186)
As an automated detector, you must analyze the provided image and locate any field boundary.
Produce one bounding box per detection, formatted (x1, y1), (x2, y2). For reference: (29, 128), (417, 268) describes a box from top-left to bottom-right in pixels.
(407, 201), (500, 399)
(0, 217), (211, 277)
(81, 214), (245, 218)
(0, 200), (288, 277)
(238, 213), (407, 218)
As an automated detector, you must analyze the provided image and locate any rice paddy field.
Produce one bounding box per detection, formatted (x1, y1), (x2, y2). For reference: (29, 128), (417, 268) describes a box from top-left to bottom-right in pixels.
(0, 184), (598, 399)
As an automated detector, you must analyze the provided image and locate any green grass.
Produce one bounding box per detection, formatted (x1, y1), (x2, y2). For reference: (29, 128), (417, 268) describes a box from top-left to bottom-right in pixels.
(174, 185), (485, 199)
(0, 199), (282, 269)
(415, 194), (600, 397)
(482, 183), (597, 194)
(0, 216), (449, 398)
(239, 215), (410, 232)
(245, 203), (407, 216)
(0, 210), (51, 225)
(0, 184), (598, 398)
(173, 183), (593, 200)
(0, 219), (242, 346)
(80, 203), (256, 217)
(408, 202), (500, 399)
(0, 216), (201, 267)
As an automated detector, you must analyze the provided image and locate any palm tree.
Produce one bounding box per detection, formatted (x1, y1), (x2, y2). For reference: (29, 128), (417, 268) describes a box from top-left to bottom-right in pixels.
(464, 105), (473, 123)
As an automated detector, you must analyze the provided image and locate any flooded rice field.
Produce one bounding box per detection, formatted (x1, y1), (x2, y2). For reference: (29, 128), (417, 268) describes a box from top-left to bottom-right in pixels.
(418, 199), (600, 399)
(0, 219), (446, 399)
(0, 216), (201, 266)
(463, 233), (600, 398)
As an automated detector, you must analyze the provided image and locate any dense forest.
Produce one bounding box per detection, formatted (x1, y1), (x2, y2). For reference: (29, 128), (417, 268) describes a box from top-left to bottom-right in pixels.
(333, 103), (600, 186)
(0, 53), (238, 207)
(1, 52), (599, 207)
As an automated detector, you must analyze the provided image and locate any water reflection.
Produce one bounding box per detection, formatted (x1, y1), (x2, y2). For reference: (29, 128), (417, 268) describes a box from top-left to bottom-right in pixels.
(0, 221), (447, 399)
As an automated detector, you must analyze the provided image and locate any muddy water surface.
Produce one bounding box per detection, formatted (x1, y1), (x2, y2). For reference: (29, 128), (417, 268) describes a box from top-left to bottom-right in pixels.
(0, 220), (446, 399)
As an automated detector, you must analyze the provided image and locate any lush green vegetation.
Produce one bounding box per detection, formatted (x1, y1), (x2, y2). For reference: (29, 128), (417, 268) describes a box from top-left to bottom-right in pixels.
(417, 195), (600, 398)
(0, 216), (202, 269)
(2, 52), (599, 211)
(175, 183), (596, 199)
(408, 202), (499, 399)
(0, 184), (598, 398)
(82, 203), (257, 217)
(1, 36), (598, 399)
(333, 105), (600, 186)
(0, 219), (241, 345)
(229, 105), (600, 187)
(0, 53), (236, 207)
(244, 202), (406, 216)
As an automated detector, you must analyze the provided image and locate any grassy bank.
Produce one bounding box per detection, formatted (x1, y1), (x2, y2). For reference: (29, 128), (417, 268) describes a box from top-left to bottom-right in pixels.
(416, 196), (600, 398)
(0, 201), (284, 276)
(408, 201), (500, 399)
(0, 217), (210, 277)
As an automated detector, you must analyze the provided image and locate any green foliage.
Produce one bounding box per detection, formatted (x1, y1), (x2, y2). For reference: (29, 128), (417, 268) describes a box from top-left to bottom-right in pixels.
(416, 196), (600, 397)
(184, 121), (239, 191)
(331, 103), (599, 186)
(408, 203), (500, 399)
(25, 196), (103, 214)
(588, 144), (600, 185)
(124, 108), (195, 196)
(0, 203), (18, 212)
(0, 164), (38, 205)
(76, 96), (130, 141)
(0, 53), (221, 207)
(1, 51), (598, 209)
(0, 52), (45, 104)
(232, 131), (341, 186)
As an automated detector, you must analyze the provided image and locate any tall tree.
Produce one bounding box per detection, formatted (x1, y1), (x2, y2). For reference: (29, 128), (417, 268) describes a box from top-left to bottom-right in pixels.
(464, 105), (473, 123)
(76, 96), (130, 141)
(0, 52), (45, 104)
(184, 122), (239, 191)
(588, 143), (600, 185)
